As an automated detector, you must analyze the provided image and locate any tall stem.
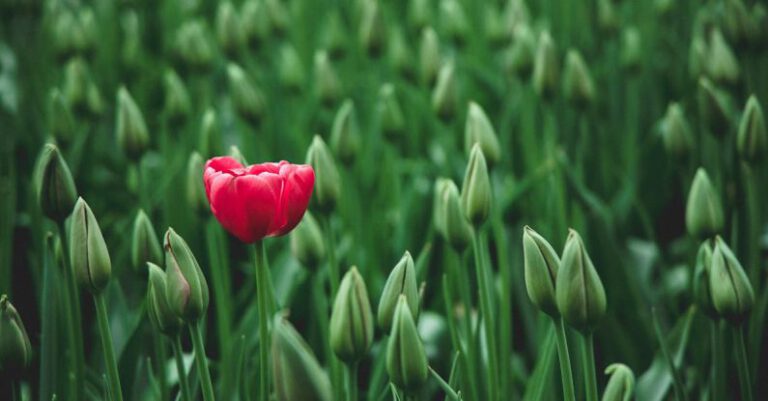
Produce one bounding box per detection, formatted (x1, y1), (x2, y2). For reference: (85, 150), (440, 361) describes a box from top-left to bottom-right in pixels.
(189, 322), (215, 401)
(253, 241), (272, 401)
(429, 366), (461, 401)
(172, 335), (192, 401)
(57, 223), (85, 401)
(472, 230), (498, 401)
(553, 318), (576, 401)
(151, 328), (169, 401)
(710, 321), (722, 401)
(347, 361), (359, 401)
(94, 292), (124, 401)
(734, 326), (753, 401)
(321, 215), (340, 298)
(582, 333), (598, 401)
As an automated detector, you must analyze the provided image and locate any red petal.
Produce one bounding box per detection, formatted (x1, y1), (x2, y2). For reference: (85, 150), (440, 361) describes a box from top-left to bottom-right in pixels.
(269, 164), (315, 237)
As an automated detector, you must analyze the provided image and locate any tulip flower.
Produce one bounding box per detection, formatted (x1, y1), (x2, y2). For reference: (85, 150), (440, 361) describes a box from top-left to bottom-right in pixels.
(131, 209), (162, 274)
(378, 251), (420, 332)
(0, 295), (32, 375)
(685, 168), (724, 239)
(35, 143), (77, 223)
(386, 295), (429, 393)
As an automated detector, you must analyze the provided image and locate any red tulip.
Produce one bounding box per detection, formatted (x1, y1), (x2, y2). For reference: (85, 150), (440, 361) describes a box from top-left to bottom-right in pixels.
(203, 156), (315, 243)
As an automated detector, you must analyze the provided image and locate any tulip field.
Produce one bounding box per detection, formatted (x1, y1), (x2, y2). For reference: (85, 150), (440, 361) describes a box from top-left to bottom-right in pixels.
(2, 0), (768, 400)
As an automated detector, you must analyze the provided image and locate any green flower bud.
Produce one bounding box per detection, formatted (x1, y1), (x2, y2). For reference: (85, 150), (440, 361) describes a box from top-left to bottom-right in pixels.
(688, 35), (707, 79)
(48, 88), (76, 146)
(131, 209), (163, 274)
(465, 102), (501, 165)
(52, 9), (80, 60)
(502, 0), (530, 37)
(556, 229), (607, 333)
(0, 295), (32, 374)
(601, 363), (635, 401)
(199, 109), (221, 158)
(359, 0), (385, 57)
(186, 152), (208, 215)
(216, 1), (244, 56)
(241, 0), (269, 48)
(121, 11), (142, 70)
(710, 237), (755, 323)
(330, 100), (361, 165)
(163, 69), (192, 126)
(228, 63), (265, 125)
(721, 0), (752, 45)
(116, 87), (150, 161)
(386, 296), (429, 393)
(321, 11), (346, 59)
(388, 28), (414, 79)
(164, 228), (210, 322)
(70, 198), (112, 294)
(620, 27), (642, 72)
(35, 143), (77, 222)
(228, 145), (249, 165)
(660, 102), (694, 160)
(278, 44), (305, 92)
(697, 77), (733, 136)
(378, 83), (405, 140)
(563, 49), (596, 108)
(330, 267), (374, 362)
(313, 51), (342, 106)
(461, 144), (491, 227)
(265, 0), (290, 36)
(504, 24), (536, 78)
(532, 31), (558, 100)
(272, 317), (333, 401)
(597, 0), (619, 34)
(63, 58), (103, 117)
(378, 251), (420, 332)
(440, 180), (473, 252)
(706, 28), (739, 84)
(483, 6), (507, 47)
(306, 135), (341, 212)
(439, 0), (469, 45)
(174, 20), (215, 71)
(685, 168), (724, 239)
(408, 0), (431, 30)
(432, 178), (452, 237)
(432, 61), (458, 120)
(290, 211), (325, 269)
(693, 240), (717, 318)
(737, 96), (766, 162)
(522, 226), (560, 317)
(146, 263), (183, 336)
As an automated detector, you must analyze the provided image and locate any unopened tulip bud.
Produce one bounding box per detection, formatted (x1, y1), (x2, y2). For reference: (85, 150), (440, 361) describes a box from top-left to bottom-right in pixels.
(685, 168), (724, 239)
(0, 295), (32, 374)
(306, 135), (341, 212)
(660, 102), (693, 160)
(698, 77), (733, 136)
(461, 144), (491, 227)
(116, 87), (149, 161)
(710, 237), (754, 323)
(121, 11), (142, 70)
(272, 317), (333, 401)
(290, 211), (325, 269)
(597, 0), (619, 34)
(601, 363), (635, 401)
(532, 31), (558, 99)
(265, 0), (289, 36)
(378, 83), (405, 139)
(408, 0), (431, 30)
(228, 63), (265, 125)
(693, 240), (717, 318)
(389, 28), (414, 79)
(199, 109), (221, 158)
(164, 228), (210, 322)
(563, 50), (596, 108)
(737, 96), (766, 162)
(49, 89), (75, 146)
(378, 251), (420, 332)
(163, 69), (192, 125)
(441, 181), (473, 251)
(35, 143), (77, 222)
(146, 263), (183, 336)
(620, 27), (642, 72)
(241, 0), (269, 48)
(522, 226), (560, 317)
(228, 145), (248, 165)
(174, 20), (214, 70)
(330, 267), (374, 362)
(131, 209), (162, 274)
(359, 0), (385, 57)
(439, 0), (469, 45)
(386, 296), (429, 393)
(71, 198), (112, 294)
(706, 28), (739, 84)
(432, 61), (458, 120)
(186, 152), (207, 215)
(722, 0), (751, 45)
(216, 1), (244, 56)
(432, 178), (452, 237)
(330, 100), (360, 165)
(556, 229), (606, 333)
(321, 11), (346, 59)
(278, 44), (305, 92)
(465, 102), (501, 165)
(313, 51), (341, 106)
(63, 58), (101, 117)
(688, 35), (707, 79)
(504, 24), (536, 78)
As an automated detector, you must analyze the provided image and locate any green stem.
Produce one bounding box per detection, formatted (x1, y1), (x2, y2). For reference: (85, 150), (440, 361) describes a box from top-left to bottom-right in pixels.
(582, 333), (598, 401)
(172, 335), (192, 401)
(734, 326), (753, 401)
(151, 328), (169, 401)
(11, 381), (20, 401)
(189, 322), (215, 401)
(553, 318), (577, 401)
(57, 223), (85, 401)
(429, 366), (461, 401)
(205, 220), (233, 374)
(347, 361), (359, 401)
(253, 241), (272, 401)
(322, 215), (340, 298)
(94, 292), (124, 401)
(472, 230), (498, 401)
(710, 321), (719, 401)
(652, 308), (687, 401)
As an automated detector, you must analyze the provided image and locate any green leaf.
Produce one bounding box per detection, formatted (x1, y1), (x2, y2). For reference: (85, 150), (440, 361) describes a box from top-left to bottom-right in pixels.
(522, 325), (556, 401)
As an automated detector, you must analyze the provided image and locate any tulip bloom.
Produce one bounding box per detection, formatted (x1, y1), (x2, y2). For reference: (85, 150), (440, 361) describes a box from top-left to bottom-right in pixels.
(204, 157), (315, 243)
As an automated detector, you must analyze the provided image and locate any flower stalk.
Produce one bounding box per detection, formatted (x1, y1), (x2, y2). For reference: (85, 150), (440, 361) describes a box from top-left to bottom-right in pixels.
(94, 292), (124, 401)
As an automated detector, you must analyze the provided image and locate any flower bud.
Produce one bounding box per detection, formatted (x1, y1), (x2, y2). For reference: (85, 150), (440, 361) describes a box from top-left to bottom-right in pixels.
(121, 11), (142, 70)
(48, 88), (76, 146)
(597, 0), (619, 34)
(228, 145), (248, 165)
(265, 0), (290, 36)
(70, 198), (112, 294)
(601, 363), (635, 401)
(698, 77), (733, 137)
(432, 60), (458, 120)
(660, 102), (693, 160)
(688, 35), (707, 79)
(290, 211), (325, 269)
(710, 237), (755, 323)
(685, 168), (724, 239)
(737, 95), (766, 163)
(359, 0), (385, 57)
(504, 24), (536, 78)
(389, 28), (414, 79)
(378, 83), (405, 139)
(63, 58), (103, 117)
(386, 296), (429, 393)
(706, 28), (739, 85)
(278, 44), (305, 92)
(228, 63), (265, 125)
(186, 152), (208, 215)
(439, 0), (469, 45)
(163, 69), (192, 126)
(693, 240), (717, 318)
(330, 100), (361, 165)
(272, 317), (333, 401)
(620, 27), (642, 72)
(408, 0), (431, 30)
(199, 109), (221, 158)
(313, 51), (341, 106)
(721, 0), (752, 45)
(116, 87), (149, 161)
(131, 209), (163, 274)
(306, 135), (341, 212)
(216, 1), (244, 56)
(164, 228), (210, 322)
(378, 251), (420, 332)
(532, 31), (558, 100)
(556, 229), (606, 333)
(440, 180), (473, 251)
(522, 226), (560, 317)
(465, 102), (501, 165)
(321, 11), (346, 59)
(241, 0), (269, 48)
(432, 178), (451, 236)
(146, 263), (183, 336)
(330, 267), (374, 362)
(461, 144), (491, 227)
(0, 295), (32, 374)
(174, 20), (214, 71)
(35, 143), (77, 222)
(563, 49), (596, 108)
